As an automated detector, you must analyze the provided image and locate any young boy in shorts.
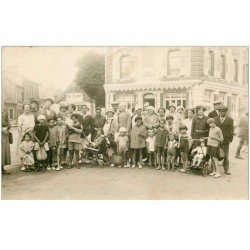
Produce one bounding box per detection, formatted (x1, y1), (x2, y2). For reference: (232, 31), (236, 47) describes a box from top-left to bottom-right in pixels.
(67, 114), (83, 169)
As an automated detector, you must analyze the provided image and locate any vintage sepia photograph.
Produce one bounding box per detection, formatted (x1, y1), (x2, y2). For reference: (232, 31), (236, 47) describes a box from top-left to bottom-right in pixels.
(1, 46), (249, 200)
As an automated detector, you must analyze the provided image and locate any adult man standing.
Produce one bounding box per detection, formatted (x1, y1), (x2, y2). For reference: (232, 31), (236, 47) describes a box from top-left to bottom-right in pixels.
(111, 102), (120, 119)
(208, 100), (222, 118)
(214, 106), (234, 175)
(235, 112), (248, 159)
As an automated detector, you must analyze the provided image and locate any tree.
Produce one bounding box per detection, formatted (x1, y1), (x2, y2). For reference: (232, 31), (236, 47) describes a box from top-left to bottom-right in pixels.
(75, 51), (105, 107)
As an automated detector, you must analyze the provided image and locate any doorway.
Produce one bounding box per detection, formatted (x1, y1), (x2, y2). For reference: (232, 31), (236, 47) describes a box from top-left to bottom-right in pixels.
(143, 93), (155, 107)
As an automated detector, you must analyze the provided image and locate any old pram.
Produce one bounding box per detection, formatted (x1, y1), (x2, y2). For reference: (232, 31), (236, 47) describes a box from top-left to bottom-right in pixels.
(186, 138), (210, 177)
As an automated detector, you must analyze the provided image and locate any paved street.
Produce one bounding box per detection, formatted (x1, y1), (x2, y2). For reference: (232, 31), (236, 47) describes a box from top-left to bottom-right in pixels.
(1, 127), (249, 200)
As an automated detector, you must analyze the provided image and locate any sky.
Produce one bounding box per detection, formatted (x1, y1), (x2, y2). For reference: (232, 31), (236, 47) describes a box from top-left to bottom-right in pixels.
(2, 46), (105, 98)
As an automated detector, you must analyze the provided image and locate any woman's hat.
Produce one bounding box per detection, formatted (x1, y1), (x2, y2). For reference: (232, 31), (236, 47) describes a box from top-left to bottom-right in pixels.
(106, 108), (114, 114)
(207, 118), (215, 124)
(177, 105), (184, 111)
(119, 102), (127, 108)
(169, 104), (176, 109)
(119, 127), (127, 133)
(213, 100), (223, 105)
(135, 106), (142, 111)
(30, 99), (39, 106)
(147, 106), (155, 111)
(45, 98), (54, 104)
(37, 114), (46, 120)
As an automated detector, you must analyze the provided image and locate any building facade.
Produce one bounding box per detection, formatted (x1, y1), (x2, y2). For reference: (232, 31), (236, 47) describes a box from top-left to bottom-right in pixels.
(3, 72), (40, 125)
(104, 47), (248, 120)
(22, 79), (39, 102)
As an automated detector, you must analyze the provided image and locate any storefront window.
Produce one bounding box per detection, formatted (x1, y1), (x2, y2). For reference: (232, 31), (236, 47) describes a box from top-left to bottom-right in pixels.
(165, 92), (186, 109)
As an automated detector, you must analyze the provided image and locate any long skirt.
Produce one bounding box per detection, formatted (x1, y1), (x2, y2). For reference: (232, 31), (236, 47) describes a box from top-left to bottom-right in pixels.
(2, 133), (11, 166)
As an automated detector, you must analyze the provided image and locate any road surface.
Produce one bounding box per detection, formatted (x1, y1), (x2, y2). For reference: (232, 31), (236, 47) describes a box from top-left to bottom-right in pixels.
(1, 127), (248, 200)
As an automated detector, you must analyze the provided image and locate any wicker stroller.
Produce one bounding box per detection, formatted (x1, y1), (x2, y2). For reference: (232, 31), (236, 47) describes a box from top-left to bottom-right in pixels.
(186, 138), (210, 176)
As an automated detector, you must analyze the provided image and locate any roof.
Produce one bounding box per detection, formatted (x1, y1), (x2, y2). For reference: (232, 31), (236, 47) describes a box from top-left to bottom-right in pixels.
(56, 82), (93, 103)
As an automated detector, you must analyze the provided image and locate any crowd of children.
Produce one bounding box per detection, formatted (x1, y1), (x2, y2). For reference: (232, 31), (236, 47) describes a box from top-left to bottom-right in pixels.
(18, 101), (229, 178)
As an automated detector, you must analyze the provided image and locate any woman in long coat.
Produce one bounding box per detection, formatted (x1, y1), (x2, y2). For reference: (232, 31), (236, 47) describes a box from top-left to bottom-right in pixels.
(117, 104), (131, 135)
(17, 104), (35, 161)
(2, 111), (11, 174)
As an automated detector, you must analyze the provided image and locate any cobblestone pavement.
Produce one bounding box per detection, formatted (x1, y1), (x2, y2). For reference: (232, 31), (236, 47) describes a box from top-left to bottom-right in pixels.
(1, 127), (248, 200)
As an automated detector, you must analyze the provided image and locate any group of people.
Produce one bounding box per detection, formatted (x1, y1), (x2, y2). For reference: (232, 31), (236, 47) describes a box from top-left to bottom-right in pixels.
(1, 98), (248, 178)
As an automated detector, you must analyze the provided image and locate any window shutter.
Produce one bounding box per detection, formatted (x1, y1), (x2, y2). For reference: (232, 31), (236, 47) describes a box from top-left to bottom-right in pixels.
(227, 96), (232, 117)
(160, 93), (163, 107)
(180, 50), (186, 76)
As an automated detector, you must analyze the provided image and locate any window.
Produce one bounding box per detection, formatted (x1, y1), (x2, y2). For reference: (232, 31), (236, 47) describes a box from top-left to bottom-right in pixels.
(165, 92), (186, 109)
(231, 95), (237, 112)
(208, 51), (214, 76)
(9, 108), (14, 120)
(221, 55), (226, 79)
(168, 50), (180, 76)
(234, 59), (238, 82)
(120, 55), (131, 79)
(219, 92), (226, 103)
(243, 64), (249, 85)
(203, 90), (212, 104)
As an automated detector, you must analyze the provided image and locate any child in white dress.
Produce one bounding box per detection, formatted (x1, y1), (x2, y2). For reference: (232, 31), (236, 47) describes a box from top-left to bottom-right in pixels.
(191, 139), (207, 166)
(20, 132), (35, 172)
(145, 129), (157, 167)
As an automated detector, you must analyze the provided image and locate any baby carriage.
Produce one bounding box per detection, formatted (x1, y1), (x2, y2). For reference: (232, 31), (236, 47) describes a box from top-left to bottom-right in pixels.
(186, 140), (210, 176)
(85, 135), (110, 167)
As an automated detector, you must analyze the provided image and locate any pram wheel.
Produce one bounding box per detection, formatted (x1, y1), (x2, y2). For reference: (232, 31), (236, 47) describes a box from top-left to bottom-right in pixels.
(202, 162), (208, 177)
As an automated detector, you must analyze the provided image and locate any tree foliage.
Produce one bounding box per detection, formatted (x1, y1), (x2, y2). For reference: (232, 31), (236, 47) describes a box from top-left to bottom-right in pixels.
(75, 51), (105, 107)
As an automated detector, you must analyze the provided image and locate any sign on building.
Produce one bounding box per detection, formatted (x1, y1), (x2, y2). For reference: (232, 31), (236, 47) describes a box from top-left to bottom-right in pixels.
(66, 93), (83, 103)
